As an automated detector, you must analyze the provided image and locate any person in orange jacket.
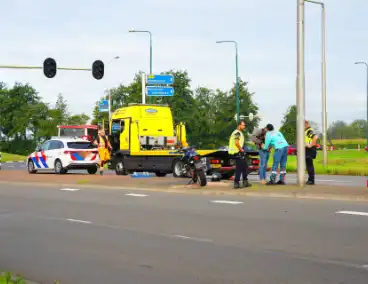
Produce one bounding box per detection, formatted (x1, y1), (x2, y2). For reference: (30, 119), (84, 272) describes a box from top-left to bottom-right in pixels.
(93, 127), (112, 175)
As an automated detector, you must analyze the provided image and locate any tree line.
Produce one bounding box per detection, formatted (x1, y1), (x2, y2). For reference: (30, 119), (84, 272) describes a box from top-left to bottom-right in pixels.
(0, 82), (90, 155)
(280, 105), (367, 145)
(1, 70), (366, 156)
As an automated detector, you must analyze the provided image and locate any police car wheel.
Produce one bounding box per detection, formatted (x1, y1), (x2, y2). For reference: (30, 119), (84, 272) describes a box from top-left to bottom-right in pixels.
(87, 166), (98, 175)
(54, 159), (66, 175)
(27, 159), (37, 174)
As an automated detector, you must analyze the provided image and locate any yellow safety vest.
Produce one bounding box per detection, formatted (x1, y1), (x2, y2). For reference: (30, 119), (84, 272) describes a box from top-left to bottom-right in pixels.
(228, 129), (244, 155)
(305, 127), (315, 146)
(98, 135), (108, 149)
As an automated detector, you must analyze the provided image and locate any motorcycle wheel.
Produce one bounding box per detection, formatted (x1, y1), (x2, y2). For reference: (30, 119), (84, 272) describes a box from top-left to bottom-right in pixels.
(196, 169), (207, 186)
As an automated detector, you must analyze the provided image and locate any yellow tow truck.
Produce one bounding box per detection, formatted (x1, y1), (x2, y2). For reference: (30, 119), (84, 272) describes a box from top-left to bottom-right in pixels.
(106, 103), (260, 178)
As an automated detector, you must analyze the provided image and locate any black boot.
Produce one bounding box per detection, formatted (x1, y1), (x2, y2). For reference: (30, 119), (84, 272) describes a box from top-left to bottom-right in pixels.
(242, 180), (252, 188)
(306, 180), (315, 185)
(233, 182), (241, 189)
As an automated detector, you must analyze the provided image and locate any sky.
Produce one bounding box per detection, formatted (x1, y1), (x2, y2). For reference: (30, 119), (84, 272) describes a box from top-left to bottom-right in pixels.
(1, 0), (367, 130)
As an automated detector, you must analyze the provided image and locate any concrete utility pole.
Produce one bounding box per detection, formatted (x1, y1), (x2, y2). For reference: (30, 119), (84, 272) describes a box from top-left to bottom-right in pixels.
(305, 0), (328, 167)
(296, 0), (306, 187)
(354, 61), (368, 146)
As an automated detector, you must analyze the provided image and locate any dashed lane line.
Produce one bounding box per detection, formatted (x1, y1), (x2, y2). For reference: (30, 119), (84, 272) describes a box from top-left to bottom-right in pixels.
(125, 193), (148, 197)
(336, 211), (368, 217)
(211, 200), (244, 205)
(60, 188), (81, 191)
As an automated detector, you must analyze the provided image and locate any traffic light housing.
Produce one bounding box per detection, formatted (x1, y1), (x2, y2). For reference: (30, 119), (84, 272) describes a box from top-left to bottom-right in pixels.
(43, 58), (57, 78)
(92, 60), (104, 80)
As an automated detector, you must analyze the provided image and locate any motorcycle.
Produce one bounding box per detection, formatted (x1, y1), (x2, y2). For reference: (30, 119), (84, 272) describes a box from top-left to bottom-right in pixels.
(174, 147), (207, 186)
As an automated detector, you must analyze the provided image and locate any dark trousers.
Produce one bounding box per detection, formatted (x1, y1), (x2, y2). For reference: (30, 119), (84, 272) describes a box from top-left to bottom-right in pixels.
(306, 157), (315, 182)
(234, 156), (248, 183)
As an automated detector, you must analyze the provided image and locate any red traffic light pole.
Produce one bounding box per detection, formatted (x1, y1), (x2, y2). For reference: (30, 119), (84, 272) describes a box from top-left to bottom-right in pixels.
(0, 65), (91, 71)
(0, 57), (103, 79)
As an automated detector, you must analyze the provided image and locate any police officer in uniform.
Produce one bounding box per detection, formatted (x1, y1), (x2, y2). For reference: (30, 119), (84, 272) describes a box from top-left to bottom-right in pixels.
(305, 120), (318, 185)
(228, 120), (252, 189)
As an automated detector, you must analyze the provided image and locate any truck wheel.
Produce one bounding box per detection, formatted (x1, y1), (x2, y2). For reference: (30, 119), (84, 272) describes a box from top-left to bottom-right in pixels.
(155, 172), (167, 177)
(172, 160), (184, 178)
(115, 159), (128, 175)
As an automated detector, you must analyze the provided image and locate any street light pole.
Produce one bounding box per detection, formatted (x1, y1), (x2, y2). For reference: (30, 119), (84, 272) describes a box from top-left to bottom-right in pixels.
(354, 61), (368, 146)
(107, 56), (120, 122)
(129, 29), (153, 104)
(297, 0), (306, 187)
(305, 0), (327, 167)
(216, 40), (240, 123)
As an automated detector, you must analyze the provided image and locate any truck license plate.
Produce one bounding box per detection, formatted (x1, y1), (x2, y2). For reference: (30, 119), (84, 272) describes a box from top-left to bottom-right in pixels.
(211, 164), (221, 168)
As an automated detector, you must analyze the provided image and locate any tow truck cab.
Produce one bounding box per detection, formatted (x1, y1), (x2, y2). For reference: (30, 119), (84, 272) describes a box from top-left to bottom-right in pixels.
(107, 104), (192, 176)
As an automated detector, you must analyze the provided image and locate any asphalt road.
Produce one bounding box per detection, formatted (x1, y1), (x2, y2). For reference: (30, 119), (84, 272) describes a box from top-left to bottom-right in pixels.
(1, 162), (366, 187)
(0, 183), (367, 284)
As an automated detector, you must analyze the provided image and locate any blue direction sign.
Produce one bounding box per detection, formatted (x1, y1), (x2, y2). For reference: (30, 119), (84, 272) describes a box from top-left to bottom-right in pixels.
(98, 100), (109, 112)
(147, 74), (174, 85)
(147, 86), (174, 97)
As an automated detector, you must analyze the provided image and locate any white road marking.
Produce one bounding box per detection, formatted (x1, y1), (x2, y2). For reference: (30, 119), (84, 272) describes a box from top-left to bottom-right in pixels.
(66, 218), (92, 224)
(7, 165), (14, 168)
(286, 178), (352, 183)
(336, 211), (368, 217)
(363, 264), (368, 269)
(125, 193), (148, 197)
(211, 200), (244, 205)
(60, 188), (81, 191)
(172, 235), (213, 243)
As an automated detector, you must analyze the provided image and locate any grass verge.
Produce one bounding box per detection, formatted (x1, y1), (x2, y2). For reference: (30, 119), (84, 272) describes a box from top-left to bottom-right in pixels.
(270, 150), (368, 176)
(1, 153), (26, 163)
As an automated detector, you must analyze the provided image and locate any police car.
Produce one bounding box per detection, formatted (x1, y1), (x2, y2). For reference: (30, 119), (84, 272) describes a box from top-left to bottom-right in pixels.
(27, 137), (100, 174)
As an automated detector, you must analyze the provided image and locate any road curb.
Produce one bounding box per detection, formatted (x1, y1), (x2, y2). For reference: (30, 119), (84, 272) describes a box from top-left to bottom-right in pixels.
(1, 180), (367, 202)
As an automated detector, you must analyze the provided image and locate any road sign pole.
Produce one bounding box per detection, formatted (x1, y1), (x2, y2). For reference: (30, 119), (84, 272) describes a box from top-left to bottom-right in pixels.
(142, 72), (146, 104)
(297, 0), (306, 187)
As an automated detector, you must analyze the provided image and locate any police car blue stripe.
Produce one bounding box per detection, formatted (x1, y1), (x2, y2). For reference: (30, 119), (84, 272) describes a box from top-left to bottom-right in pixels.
(72, 153), (84, 161)
(39, 157), (48, 168)
(32, 157), (41, 168)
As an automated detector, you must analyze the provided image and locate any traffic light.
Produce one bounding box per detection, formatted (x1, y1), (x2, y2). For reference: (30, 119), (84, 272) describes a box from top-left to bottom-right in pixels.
(92, 60), (104, 80)
(43, 58), (57, 78)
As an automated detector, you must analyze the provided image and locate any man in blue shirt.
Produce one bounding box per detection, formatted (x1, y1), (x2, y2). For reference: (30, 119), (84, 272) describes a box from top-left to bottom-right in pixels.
(262, 124), (289, 185)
